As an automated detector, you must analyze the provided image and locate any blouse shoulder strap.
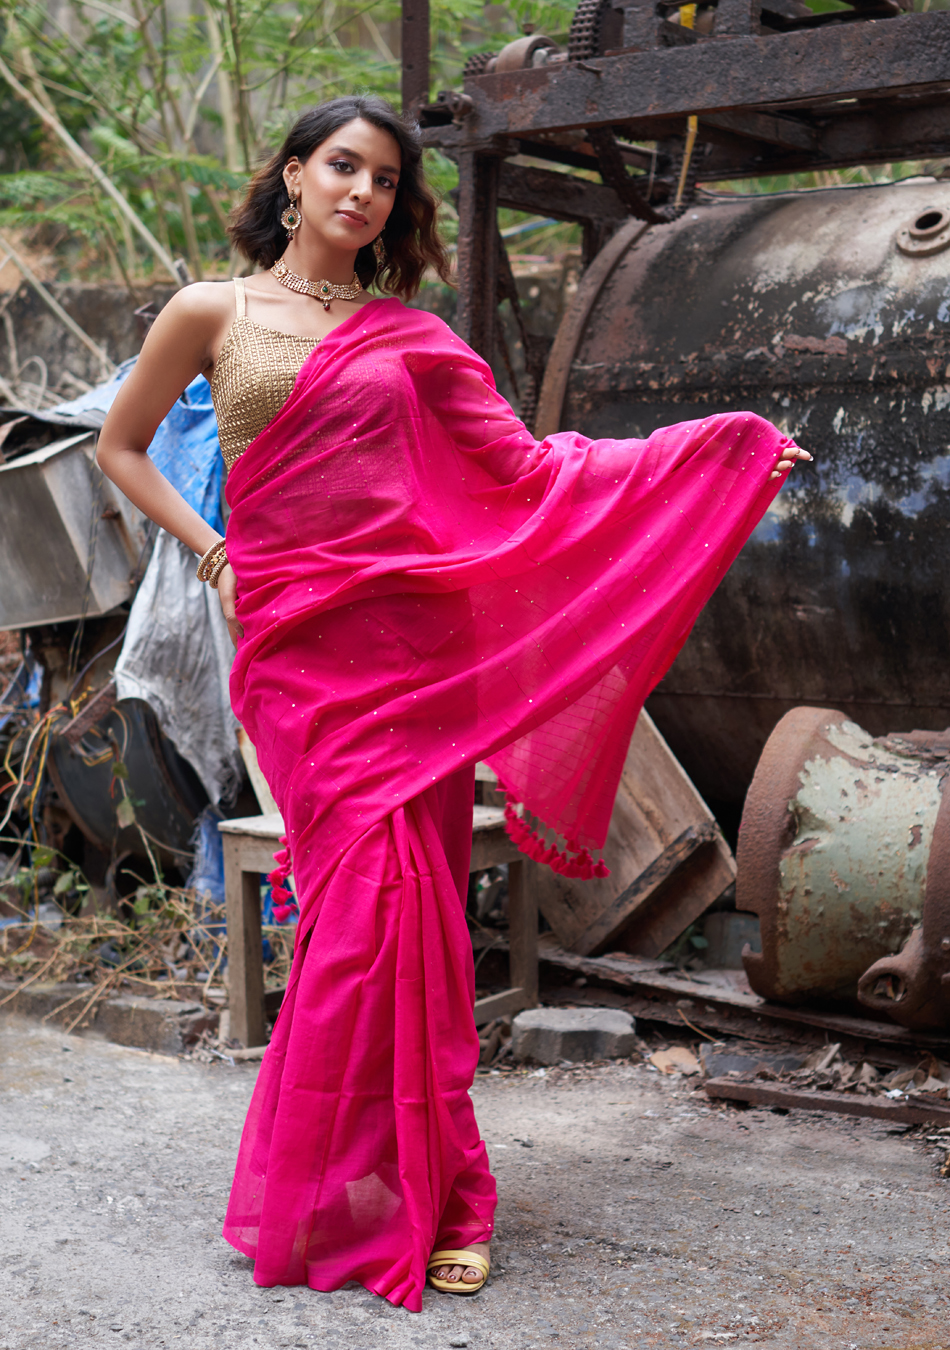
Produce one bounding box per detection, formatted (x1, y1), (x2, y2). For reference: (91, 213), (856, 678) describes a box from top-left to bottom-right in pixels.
(233, 275), (246, 319)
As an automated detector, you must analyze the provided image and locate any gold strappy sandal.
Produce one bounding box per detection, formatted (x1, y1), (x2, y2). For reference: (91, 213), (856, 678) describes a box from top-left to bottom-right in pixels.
(426, 1248), (490, 1295)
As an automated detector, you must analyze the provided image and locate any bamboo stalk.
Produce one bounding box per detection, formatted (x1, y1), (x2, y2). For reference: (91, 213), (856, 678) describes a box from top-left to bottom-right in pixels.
(205, 4), (242, 174)
(224, 0), (253, 171)
(0, 53), (181, 286)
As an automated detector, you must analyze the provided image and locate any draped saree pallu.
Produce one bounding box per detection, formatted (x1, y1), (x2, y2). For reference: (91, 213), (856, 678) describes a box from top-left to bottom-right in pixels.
(220, 297), (799, 1308)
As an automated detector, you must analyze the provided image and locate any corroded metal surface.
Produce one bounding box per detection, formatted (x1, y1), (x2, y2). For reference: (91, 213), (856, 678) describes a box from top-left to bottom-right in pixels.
(400, 0), (429, 112)
(542, 180), (950, 805)
(447, 15), (950, 148)
(427, 3), (950, 397)
(737, 707), (943, 1005)
(418, 0), (950, 804)
(0, 432), (148, 630)
(858, 734), (950, 1030)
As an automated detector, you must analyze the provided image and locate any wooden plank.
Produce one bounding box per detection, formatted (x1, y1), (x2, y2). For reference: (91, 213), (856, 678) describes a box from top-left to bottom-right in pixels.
(704, 1076), (950, 1126)
(572, 824), (715, 956)
(474, 987), (526, 1025)
(507, 861), (537, 1008)
(619, 832), (734, 959)
(222, 833), (266, 1048)
(232, 838), (280, 876)
(470, 826), (522, 871)
(472, 804), (505, 829)
(218, 811), (284, 839)
(530, 711), (735, 954)
(535, 937), (950, 1054)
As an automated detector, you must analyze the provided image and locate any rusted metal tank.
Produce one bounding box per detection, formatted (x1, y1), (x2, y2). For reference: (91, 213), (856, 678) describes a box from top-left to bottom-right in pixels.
(536, 180), (950, 812)
(857, 730), (950, 1031)
(736, 706), (950, 1028)
(737, 707), (931, 1004)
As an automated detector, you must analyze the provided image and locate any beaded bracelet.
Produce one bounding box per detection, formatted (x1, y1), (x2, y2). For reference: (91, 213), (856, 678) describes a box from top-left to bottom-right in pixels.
(207, 551), (231, 589)
(196, 538), (227, 583)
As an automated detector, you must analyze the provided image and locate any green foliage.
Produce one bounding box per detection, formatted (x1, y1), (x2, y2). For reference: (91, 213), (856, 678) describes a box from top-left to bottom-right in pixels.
(0, 0), (945, 281)
(0, 0), (575, 280)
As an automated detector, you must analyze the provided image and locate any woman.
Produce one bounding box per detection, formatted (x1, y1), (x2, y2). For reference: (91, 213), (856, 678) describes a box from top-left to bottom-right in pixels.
(96, 94), (810, 1311)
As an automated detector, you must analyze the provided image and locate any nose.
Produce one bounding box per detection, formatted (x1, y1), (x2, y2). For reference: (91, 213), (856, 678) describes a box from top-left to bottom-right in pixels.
(349, 169), (374, 204)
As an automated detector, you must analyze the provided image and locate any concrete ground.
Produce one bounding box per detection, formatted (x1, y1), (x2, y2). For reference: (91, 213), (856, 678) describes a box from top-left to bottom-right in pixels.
(2, 1012), (948, 1350)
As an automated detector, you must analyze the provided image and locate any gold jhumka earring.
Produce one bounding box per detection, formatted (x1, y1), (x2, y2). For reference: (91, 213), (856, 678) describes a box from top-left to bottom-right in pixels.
(281, 189), (302, 240)
(372, 234), (386, 286)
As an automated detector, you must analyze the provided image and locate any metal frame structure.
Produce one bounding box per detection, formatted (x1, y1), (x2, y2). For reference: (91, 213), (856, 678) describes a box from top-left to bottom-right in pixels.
(403, 0), (950, 426)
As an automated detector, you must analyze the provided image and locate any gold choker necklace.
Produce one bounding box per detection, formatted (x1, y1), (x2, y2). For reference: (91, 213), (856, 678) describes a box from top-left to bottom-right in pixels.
(271, 258), (362, 311)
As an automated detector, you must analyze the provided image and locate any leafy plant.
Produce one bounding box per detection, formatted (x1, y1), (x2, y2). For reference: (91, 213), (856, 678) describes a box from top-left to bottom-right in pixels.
(0, 0), (579, 283)
(0, 0), (944, 285)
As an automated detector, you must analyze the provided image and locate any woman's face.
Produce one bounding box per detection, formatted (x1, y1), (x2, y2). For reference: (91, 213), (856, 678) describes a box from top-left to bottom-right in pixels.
(284, 118), (401, 254)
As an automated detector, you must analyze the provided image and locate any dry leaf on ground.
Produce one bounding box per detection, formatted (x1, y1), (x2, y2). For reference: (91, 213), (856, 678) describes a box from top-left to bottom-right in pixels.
(650, 1046), (700, 1075)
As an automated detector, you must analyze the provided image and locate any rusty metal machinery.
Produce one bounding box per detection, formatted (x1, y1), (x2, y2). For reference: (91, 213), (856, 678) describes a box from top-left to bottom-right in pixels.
(413, 0), (950, 390)
(737, 706), (950, 1029)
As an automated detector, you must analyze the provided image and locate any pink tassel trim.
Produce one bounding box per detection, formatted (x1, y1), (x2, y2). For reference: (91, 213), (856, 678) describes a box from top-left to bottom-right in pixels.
(268, 834), (298, 924)
(503, 800), (610, 879)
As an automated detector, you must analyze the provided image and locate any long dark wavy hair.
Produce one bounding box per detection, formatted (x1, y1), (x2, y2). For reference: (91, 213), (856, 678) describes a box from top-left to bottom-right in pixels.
(227, 96), (452, 298)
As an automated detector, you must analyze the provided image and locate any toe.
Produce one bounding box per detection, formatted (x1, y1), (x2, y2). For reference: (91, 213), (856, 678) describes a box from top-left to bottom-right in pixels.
(462, 1266), (481, 1283)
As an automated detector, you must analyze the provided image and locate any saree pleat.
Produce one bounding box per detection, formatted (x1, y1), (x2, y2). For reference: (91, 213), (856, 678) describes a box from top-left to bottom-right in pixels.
(220, 297), (800, 1308)
(223, 765), (494, 1309)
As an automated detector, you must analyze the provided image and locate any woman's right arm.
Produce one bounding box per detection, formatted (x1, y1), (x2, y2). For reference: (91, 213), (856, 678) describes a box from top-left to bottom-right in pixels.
(96, 282), (232, 559)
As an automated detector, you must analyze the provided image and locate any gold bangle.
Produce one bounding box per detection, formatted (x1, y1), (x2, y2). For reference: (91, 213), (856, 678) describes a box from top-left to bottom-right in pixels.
(196, 538), (226, 582)
(208, 552), (231, 589)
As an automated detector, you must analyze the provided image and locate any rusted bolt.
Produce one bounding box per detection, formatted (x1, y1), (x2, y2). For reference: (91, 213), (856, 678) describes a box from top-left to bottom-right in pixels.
(436, 90), (475, 126)
(941, 936), (950, 952)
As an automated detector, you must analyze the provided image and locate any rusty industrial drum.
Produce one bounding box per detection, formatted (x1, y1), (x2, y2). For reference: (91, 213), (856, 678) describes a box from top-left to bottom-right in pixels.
(536, 181), (950, 814)
(736, 706), (950, 1028)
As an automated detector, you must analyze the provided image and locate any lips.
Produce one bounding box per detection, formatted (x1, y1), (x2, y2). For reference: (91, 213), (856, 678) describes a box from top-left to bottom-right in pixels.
(337, 210), (368, 226)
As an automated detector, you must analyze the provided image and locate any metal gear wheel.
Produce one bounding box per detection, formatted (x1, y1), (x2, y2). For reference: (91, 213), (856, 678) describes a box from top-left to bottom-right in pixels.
(463, 50), (497, 78)
(567, 0), (619, 61)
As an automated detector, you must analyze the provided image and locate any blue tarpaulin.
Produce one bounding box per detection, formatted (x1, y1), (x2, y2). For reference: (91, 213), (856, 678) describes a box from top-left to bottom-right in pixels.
(144, 376), (224, 534)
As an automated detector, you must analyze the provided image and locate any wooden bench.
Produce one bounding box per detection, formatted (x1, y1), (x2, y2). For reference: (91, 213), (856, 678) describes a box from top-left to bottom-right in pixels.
(219, 805), (537, 1047)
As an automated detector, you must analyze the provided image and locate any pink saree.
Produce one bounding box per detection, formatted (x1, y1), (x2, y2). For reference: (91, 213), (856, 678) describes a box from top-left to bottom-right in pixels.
(221, 298), (797, 1308)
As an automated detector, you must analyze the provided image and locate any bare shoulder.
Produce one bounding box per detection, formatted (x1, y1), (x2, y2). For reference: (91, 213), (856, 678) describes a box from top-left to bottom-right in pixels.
(139, 279), (238, 377)
(157, 280), (236, 331)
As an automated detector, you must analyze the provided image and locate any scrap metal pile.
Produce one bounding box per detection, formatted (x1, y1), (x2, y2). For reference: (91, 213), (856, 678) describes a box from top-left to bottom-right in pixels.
(0, 359), (257, 1018)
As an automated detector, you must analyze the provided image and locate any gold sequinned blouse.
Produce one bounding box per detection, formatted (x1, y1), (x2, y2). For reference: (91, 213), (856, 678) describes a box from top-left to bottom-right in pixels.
(210, 276), (319, 470)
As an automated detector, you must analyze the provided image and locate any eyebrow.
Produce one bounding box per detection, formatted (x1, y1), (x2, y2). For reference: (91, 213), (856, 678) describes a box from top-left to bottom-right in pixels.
(326, 144), (400, 176)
